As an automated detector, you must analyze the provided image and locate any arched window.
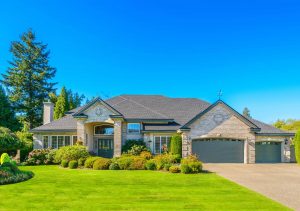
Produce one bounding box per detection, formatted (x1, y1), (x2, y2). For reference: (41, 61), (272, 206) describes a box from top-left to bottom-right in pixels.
(94, 125), (114, 135)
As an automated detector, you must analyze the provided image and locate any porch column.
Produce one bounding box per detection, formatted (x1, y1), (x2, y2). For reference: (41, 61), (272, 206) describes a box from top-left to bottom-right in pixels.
(181, 131), (192, 158)
(248, 138), (255, 164)
(76, 118), (86, 145)
(113, 118), (123, 157)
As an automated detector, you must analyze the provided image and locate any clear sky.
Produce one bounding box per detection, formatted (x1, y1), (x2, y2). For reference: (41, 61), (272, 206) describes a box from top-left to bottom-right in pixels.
(1, 0), (300, 123)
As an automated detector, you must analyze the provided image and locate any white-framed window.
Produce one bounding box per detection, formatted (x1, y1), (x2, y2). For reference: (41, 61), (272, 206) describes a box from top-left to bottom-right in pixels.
(154, 136), (171, 154)
(72, 136), (78, 145)
(43, 136), (49, 148)
(127, 123), (140, 134)
(94, 125), (114, 135)
(49, 136), (72, 149)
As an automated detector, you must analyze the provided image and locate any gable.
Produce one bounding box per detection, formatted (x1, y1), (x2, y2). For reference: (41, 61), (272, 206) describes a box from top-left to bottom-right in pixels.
(83, 101), (117, 123)
(188, 103), (255, 139)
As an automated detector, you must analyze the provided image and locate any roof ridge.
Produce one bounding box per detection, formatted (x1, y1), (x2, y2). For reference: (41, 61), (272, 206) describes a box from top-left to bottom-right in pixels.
(119, 96), (170, 119)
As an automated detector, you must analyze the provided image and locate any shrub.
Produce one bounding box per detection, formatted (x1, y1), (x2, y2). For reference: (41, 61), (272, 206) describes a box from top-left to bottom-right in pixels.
(145, 159), (156, 170)
(0, 161), (34, 185)
(78, 157), (86, 167)
(93, 158), (111, 170)
(84, 157), (100, 168)
(1, 153), (11, 164)
(181, 164), (192, 174)
(16, 131), (33, 162)
(164, 163), (171, 171)
(69, 160), (78, 169)
(181, 155), (202, 174)
(127, 145), (150, 156)
(122, 140), (146, 153)
(25, 149), (55, 165)
(61, 160), (68, 168)
(170, 134), (182, 158)
(109, 162), (120, 170)
(169, 166), (180, 173)
(153, 154), (179, 170)
(130, 157), (146, 170)
(54, 146), (89, 163)
(295, 130), (300, 164)
(140, 151), (152, 160)
(117, 156), (134, 170)
(1, 162), (19, 174)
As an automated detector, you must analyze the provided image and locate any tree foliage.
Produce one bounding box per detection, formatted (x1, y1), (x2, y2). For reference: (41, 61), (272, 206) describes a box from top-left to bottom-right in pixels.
(0, 86), (20, 131)
(243, 107), (251, 118)
(0, 127), (22, 153)
(54, 87), (68, 119)
(295, 130), (300, 164)
(1, 29), (56, 128)
(170, 134), (182, 157)
(273, 119), (300, 131)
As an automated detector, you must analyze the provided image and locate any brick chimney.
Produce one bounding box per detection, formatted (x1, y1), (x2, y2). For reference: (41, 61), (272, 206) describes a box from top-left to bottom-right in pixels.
(43, 102), (54, 125)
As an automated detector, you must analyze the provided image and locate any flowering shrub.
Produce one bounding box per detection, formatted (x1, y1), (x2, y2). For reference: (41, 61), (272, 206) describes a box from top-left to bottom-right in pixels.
(25, 149), (55, 165)
(54, 146), (89, 163)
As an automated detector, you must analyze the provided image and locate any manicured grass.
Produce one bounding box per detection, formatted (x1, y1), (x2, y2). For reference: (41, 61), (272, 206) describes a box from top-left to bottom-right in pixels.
(0, 166), (289, 210)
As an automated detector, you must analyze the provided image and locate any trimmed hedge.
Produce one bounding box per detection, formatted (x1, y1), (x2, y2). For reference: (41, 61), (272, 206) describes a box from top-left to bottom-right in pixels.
(181, 155), (202, 174)
(93, 158), (111, 170)
(169, 166), (180, 173)
(109, 162), (120, 170)
(55, 146), (89, 163)
(69, 160), (78, 169)
(145, 159), (156, 170)
(170, 134), (182, 158)
(84, 157), (100, 168)
(61, 160), (68, 168)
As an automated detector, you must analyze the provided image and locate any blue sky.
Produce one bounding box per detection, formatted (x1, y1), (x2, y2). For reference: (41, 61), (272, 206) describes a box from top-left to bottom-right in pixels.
(1, 0), (300, 123)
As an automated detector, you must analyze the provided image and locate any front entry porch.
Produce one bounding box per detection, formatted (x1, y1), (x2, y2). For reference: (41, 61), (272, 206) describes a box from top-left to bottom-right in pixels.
(97, 138), (114, 158)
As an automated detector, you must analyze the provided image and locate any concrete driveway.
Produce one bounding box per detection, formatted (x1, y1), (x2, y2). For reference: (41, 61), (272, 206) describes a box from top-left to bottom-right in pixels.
(204, 164), (300, 210)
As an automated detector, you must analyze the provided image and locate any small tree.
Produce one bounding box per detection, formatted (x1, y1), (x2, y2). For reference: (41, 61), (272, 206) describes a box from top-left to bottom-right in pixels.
(170, 134), (182, 157)
(0, 127), (22, 154)
(243, 107), (251, 118)
(295, 129), (300, 164)
(54, 87), (68, 119)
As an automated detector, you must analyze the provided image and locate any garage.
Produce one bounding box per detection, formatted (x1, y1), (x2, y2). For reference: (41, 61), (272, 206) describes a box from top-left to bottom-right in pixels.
(192, 138), (244, 163)
(255, 142), (281, 163)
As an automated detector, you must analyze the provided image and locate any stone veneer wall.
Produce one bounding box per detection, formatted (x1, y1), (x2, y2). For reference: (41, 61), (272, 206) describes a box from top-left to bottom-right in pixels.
(182, 104), (256, 163)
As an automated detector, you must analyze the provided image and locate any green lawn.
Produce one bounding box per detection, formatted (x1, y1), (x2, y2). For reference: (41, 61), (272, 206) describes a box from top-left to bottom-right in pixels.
(0, 166), (289, 211)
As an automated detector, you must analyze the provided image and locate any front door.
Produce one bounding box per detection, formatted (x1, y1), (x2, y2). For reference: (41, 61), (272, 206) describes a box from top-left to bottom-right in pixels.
(98, 139), (114, 158)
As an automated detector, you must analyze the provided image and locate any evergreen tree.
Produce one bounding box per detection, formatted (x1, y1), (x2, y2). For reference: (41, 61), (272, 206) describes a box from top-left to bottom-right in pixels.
(243, 107), (251, 118)
(54, 87), (68, 119)
(0, 86), (20, 131)
(1, 29), (56, 128)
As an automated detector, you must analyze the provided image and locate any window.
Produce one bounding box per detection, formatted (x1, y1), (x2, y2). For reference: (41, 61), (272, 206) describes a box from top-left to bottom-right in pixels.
(94, 125), (114, 135)
(43, 136), (49, 148)
(154, 136), (171, 154)
(52, 136), (57, 149)
(127, 123), (140, 134)
(49, 136), (71, 149)
(65, 136), (71, 146)
(58, 136), (64, 148)
(72, 136), (77, 145)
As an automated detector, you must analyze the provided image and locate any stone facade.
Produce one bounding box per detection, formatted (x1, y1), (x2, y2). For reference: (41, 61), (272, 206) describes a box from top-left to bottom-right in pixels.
(182, 104), (256, 163)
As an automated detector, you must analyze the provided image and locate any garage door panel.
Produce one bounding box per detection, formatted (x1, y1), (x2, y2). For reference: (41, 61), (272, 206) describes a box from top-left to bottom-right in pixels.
(192, 139), (244, 163)
(255, 142), (281, 163)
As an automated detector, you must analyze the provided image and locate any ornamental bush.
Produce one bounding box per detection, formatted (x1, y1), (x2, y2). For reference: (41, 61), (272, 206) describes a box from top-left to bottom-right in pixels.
(140, 151), (152, 160)
(25, 149), (55, 165)
(130, 156), (146, 170)
(93, 158), (111, 170)
(164, 163), (171, 171)
(0, 127), (22, 153)
(145, 159), (156, 170)
(116, 156), (134, 170)
(122, 140), (146, 153)
(68, 160), (78, 169)
(295, 130), (300, 164)
(1, 153), (11, 164)
(169, 166), (181, 173)
(181, 154), (203, 174)
(109, 162), (120, 170)
(84, 157), (100, 168)
(127, 145), (150, 156)
(170, 134), (182, 158)
(54, 146), (89, 163)
(0, 162), (34, 185)
(78, 157), (86, 167)
(153, 154), (180, 170)
(61, 160), (68, 168)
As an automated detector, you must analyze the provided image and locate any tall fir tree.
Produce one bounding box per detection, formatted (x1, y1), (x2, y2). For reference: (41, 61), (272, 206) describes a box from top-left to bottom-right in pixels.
(54, 87), (68, 119)
(0, 85), (20, 131)
(1, 29), (56, 128)
(243, 107), (251, 118)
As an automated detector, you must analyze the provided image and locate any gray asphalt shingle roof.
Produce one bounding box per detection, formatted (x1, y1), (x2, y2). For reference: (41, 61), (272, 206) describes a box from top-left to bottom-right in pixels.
(31, 94), (292, 135)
